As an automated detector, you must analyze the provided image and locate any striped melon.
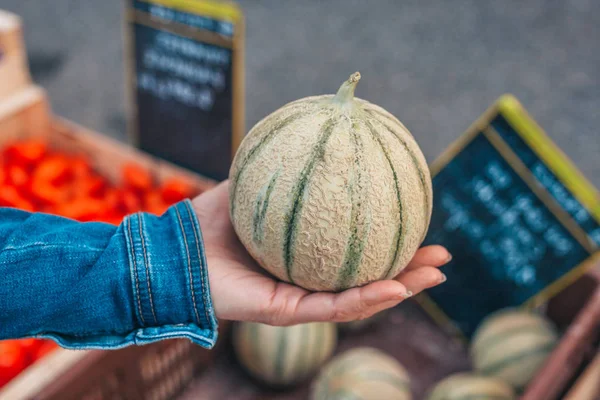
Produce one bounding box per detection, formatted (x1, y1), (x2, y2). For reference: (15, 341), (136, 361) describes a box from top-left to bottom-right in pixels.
(470, 309), (559, 391)
(233, 321), (337, 386)
(426, 373), (515, 400)
(311, 347), (412, 400)
(229, 72), (432, 291)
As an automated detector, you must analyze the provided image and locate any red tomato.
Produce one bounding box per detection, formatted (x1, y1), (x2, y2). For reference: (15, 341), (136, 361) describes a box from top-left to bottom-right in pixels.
(0, 186), (35, 211)
(17, 339), (43, 354)
(104, 188), (121, 211)
(121, 189), (142, 213)
(97, 213), (125, 226)
(54, 198), (105, 221)
(122, 163), (153, 192)
(17, 339), (44, 366)
(32, 156), (71, 186)
(3, 140), (47, 166)
(160, 178), (194, 203)
(145, 191), (170, 215)
(0, 340), (27, 387)
(33, 341), (58, 361)
(29, 181), (66, 206)
(7, 166), (29, 188)
(70, 156), (92, 179)
(68, 175), (107, 200)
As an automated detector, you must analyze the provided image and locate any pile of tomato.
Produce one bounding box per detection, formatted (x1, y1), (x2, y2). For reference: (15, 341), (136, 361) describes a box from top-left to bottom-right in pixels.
(0, 138), (199, 388)
(0, 339), (58, 387)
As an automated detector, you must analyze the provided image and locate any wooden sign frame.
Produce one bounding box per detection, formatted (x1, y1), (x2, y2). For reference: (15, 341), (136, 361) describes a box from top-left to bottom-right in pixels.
(416, 95), (600, 339)
(123, 0), (245, 179)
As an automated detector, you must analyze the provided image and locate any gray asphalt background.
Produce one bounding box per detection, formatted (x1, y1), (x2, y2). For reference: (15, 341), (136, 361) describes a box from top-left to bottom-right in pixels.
(3, 1), (599, 185)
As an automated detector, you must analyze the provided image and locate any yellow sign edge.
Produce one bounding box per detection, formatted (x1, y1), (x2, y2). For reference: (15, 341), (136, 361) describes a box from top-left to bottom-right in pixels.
(524, 252), (600, 309)
(138, 0), (243, 23)
(484, 127), (596, 253)
(129, 9), (234, 49)
(422, 94), (600, 340)
(497, 95), (600, 223)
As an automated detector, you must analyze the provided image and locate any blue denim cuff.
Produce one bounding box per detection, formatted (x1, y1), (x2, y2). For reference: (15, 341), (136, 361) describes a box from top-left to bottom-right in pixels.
(1, 200), (217, 350)
(41, 200), (219, 350)
(122, 199), (218, 348)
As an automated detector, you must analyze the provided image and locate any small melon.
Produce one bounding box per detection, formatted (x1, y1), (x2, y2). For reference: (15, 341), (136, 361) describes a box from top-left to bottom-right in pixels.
(470, 309), (559, 391)
(426, 373), (515, 400)
(229, 72), (432, 291)
(233, 321), (337, 386)
(311, 347), (412, 400)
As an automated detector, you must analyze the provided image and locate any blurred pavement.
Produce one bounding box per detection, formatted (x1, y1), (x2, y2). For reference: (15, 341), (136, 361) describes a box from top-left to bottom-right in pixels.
(3, 0), (599, 185)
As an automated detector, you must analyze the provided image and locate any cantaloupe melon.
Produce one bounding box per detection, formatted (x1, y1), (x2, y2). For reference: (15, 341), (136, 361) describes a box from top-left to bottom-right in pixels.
(229, 72), (432, 292)
(311, 347), (412, 400)
(470, 309), (559, 391)
(426, 373), (515, 400)
(233, 321), (337, 386)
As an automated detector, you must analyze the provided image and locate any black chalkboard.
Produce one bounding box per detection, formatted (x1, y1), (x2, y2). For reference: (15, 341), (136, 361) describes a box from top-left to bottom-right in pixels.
(126, 0), (244, 181)
(419, 96), (600, 338)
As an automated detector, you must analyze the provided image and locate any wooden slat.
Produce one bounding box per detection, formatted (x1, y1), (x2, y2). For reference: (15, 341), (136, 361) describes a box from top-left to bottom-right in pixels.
(0, 85), (51, 142)
(0, 350), (91, 400)
(564, 350), (600, 400)
(0, 10), (31, 100)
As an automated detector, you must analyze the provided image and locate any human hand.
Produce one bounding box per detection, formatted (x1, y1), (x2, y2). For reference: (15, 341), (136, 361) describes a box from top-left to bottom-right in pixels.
(193, 181), (450, 326)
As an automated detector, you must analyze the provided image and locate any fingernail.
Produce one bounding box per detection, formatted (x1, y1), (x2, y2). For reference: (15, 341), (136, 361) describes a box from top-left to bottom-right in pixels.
(445, 253), (453, 263)
(401, 291), (413, 299)
(440, 273), (447, 283)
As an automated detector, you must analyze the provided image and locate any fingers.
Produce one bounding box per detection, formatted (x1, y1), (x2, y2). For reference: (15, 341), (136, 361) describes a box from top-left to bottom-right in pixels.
(284, 280), (411, 325)
(405, 245), (452, 270)
(256, 246), (452, 326)
(395, 266), (446, 295)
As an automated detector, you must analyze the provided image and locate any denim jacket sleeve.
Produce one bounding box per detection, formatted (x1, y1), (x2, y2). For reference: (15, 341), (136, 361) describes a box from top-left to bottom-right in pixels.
(0, 200), (218, 350)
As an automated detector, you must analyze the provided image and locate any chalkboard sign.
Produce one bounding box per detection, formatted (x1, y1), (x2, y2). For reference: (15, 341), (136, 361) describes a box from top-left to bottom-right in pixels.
(125, 0), (244, 181)
(417, 95), (600, 338)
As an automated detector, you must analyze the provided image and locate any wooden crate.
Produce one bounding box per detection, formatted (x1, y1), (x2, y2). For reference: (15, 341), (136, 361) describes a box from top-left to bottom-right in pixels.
(0, 86), (215, 193)
(176, 269), (600, 400)
(0, 10), (30, 100)
(0, 9), (230, 400)
(0, 84), (231, 400)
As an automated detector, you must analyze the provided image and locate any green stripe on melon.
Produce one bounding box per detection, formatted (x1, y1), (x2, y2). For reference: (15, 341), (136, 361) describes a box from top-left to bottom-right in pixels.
(233, 321), (337, 387)
(284, 118), (337, 283)
(229, 72), (432, 291)
(230, 107), (314, 218)
(252, 168), (280, 244)
(311, 347), (412, 400)
(426, 373), (515, 400)
(336, 123), (371, 290)
(470, 309), (559, 391)
(366, 111), (432, 240)
(363, 119), (405, 280)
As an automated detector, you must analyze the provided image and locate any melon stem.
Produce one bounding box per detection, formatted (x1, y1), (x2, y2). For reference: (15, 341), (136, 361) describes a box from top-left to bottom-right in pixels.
(333, 72), (361, 105)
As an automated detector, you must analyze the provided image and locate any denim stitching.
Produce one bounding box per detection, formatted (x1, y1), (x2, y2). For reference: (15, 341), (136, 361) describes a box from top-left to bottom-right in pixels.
(127, 216), (145, 326)
(138, 214), (158, 324)
(183, 201), (211, 327)
(38, 325), (213, 337)
(174, 206), (202, 326)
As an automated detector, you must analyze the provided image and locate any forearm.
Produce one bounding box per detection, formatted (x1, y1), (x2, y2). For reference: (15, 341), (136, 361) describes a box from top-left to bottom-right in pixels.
(0, 201), (218, 349)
